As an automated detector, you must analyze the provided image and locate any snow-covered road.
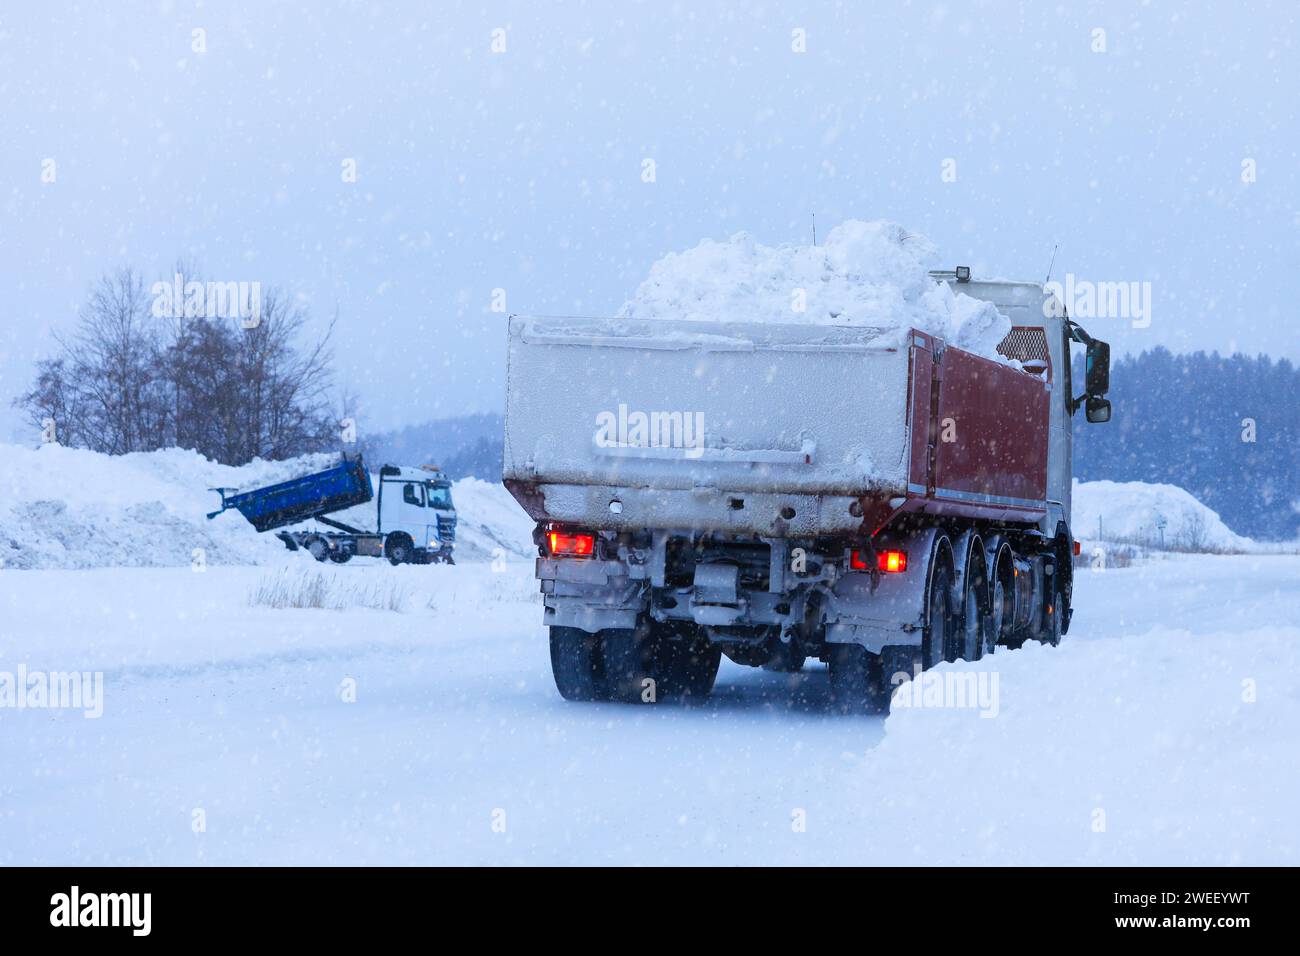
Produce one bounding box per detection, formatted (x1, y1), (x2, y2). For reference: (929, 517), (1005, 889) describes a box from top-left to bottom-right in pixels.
(1, 553), (1296, 865)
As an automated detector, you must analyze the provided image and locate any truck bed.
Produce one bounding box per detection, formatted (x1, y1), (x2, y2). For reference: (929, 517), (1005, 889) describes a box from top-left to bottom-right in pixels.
(504, 315), (1049, 537)
(214, 457), (373, 532)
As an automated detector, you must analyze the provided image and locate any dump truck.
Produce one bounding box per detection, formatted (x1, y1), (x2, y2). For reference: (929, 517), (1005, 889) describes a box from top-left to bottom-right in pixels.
(502, 272), (1112, 711)
(208, 456), (457, 565)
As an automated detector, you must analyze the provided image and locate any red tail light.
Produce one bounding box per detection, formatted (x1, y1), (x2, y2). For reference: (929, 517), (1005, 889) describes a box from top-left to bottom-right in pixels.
(1072, 539), (1081, 556)
(547, 530), (595, 557)
(849, 548), (908, 573)
(878, 549), (907, 573)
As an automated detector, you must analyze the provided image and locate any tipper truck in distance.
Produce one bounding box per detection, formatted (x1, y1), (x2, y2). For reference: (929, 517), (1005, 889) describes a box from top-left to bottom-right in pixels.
(503, 272), (1112, 711)
(208, 455), (457, 565)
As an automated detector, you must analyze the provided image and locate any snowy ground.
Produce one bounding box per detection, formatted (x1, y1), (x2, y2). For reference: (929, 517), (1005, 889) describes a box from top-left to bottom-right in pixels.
(2, 551), (1296, 865)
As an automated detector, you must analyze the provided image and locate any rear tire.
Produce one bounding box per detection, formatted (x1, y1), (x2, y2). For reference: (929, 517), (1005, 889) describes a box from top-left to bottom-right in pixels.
(960, 566), (989, 661)
(328, 551), (351, 564)
(829, 644), (891, 714)
(601, 624), (720, 703)
(305, 537), (330, 562)
(762, 639), (807, 673)
(549, 626), (605, 701)
(925, 565), (954, 669)
(385, 534), (414, 566)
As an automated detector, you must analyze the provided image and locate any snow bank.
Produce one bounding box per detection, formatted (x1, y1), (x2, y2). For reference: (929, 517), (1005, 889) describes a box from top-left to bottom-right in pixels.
(442, 477), (537, 561)
(0, 443), (532, 569)
(618, 219), (1012, 359)
(1073, 479), (1250, 552)
(860, 621), (1299, 865)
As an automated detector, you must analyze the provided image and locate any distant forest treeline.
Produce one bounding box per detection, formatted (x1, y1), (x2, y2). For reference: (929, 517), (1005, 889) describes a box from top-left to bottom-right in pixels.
(1072, 348), (1300, 540)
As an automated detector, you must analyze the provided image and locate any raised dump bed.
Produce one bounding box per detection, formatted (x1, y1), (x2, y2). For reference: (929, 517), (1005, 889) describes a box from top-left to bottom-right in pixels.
(208, 456), (372, 533)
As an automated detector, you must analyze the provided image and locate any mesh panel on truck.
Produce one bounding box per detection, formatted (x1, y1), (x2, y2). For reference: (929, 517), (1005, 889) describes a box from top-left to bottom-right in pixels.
(997, 327), (1050, 365)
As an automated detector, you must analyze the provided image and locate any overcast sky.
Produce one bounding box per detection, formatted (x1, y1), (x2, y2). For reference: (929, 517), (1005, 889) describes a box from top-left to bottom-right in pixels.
(2, 1), (1296, 439)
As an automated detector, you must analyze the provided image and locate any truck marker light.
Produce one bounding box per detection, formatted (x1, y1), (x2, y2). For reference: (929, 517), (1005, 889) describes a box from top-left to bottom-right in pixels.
(547, 530), (595, 557)
(849, 549), (907, 573)
(877, 550), (907, 573)
(1072, 539), (1081, 556)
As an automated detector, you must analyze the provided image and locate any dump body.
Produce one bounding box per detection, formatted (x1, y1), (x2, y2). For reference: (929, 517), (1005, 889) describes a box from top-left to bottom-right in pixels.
(216, 457), (372, 532)
(503, 315), (1050, 537)
(209, 457), (456, 564)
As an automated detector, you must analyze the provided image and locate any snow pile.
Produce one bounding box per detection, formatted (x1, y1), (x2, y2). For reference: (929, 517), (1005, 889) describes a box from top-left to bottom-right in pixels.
(440, 477), (537, 561)
(1073, 479), (1251, 552)
(619, 219), (1012, 359)
(0, 443), (532, 569)
(860, 621), (1299, 864)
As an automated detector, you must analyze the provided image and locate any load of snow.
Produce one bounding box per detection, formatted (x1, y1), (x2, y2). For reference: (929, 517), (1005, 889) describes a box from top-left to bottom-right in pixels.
(618, 219), (1013, 359)
(1072, 479), (1251, 552)
(0, 443), (532, 570)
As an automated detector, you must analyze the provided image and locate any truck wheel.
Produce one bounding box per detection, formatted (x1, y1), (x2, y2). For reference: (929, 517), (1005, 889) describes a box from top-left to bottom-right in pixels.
(762, 639), (807, 673)
(385, 534), (414, 566)
(305, 537), (330, 562)
(600, 628), (653, 702)
(601, 625), (719, 703)
(960, 570), (990, 661)
(924, 565), (954, 668)
(829, 644), (892, 715)
(328, 551), (351, 564)
(549, 626), (605, 701)
(662, 634), (721, 700)
(989, 578), (1006, 653)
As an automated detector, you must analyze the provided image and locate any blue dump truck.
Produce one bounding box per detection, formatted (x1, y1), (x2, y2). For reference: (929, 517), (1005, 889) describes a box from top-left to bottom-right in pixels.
(208, 456), (457, 565)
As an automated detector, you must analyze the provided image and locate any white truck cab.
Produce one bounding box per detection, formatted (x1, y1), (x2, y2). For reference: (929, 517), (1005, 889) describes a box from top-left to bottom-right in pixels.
(377, 465), (457, 563)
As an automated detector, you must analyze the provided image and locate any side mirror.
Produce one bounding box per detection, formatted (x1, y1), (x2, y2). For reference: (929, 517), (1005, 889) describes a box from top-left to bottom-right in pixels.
(1085, 339), (1110, 396)
(1085, 396), (1112, 424)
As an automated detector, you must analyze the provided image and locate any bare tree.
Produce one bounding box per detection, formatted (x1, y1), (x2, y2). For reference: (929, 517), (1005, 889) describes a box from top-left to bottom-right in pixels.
(15, 264), (344, 465)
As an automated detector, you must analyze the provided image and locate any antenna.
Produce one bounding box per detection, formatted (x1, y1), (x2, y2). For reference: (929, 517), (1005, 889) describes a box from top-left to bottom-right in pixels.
(1044, 242), (1059, 285)
(811, 214), (816, 247)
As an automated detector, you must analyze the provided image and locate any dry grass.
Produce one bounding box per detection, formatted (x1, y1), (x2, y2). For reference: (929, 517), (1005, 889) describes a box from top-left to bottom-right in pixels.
(249, 569), (410, 613)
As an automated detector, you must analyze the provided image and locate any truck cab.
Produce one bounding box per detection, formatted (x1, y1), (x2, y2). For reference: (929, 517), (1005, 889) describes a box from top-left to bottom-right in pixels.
(377, 465), (457, 564)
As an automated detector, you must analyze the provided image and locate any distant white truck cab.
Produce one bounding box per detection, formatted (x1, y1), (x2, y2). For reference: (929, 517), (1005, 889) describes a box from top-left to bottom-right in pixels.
(209, 457), (457, 565)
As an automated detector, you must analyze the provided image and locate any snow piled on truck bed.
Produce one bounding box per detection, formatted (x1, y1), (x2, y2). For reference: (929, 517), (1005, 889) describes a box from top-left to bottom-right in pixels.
(618, 219), (1013, 359)
(0, 443), (531, 569)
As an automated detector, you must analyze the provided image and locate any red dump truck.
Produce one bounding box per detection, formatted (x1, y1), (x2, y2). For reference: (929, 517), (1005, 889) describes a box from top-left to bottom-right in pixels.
(503, 272), (1112, 711)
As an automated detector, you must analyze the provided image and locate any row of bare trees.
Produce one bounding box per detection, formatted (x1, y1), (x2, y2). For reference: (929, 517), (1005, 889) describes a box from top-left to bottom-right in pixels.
(15, 267), (343, 465)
